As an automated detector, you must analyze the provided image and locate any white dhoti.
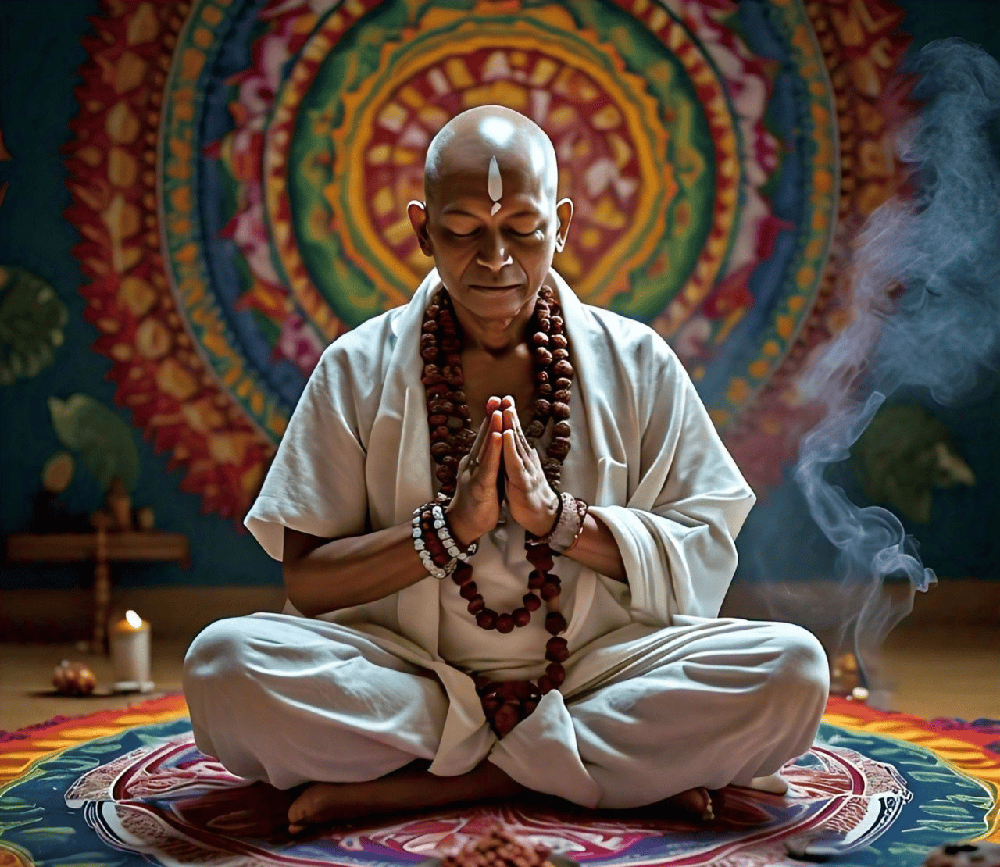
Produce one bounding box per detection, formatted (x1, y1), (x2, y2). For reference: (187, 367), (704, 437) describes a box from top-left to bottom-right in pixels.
(184, 612), (828, 809)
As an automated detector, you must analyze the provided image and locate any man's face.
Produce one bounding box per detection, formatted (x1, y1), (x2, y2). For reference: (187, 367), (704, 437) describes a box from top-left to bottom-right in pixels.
(408, 150), (571, 329)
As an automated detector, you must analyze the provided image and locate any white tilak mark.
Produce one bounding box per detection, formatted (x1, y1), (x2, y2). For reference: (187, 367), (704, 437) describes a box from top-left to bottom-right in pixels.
(488, 155), (502, 215)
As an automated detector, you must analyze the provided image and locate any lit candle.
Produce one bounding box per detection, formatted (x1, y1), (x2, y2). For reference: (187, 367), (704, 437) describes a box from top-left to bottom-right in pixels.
(110, 609), (154, 693)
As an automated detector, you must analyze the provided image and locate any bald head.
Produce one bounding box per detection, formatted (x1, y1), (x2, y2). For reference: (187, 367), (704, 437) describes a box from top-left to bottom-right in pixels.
(424, 105), (559, 206)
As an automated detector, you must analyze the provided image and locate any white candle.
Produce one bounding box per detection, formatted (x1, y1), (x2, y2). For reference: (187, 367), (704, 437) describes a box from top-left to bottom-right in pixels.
(110, 609), (154, 693)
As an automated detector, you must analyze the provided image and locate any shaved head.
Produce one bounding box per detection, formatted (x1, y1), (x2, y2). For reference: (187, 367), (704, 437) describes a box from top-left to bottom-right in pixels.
(424, 105), (559, 206)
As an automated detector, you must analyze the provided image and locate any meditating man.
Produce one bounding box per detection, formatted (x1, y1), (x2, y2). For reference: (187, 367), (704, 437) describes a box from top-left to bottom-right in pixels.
(184, 104), (829, 833)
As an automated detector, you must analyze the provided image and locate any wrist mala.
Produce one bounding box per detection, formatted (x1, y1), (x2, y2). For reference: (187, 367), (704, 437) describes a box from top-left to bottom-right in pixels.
(536, 491), (589, 555)
(412, 500), (478, 580)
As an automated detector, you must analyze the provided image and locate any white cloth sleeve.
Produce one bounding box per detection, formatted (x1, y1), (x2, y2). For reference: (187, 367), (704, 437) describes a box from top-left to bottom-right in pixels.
(590, 341), (755, 625)
(245, 341), (372, 561)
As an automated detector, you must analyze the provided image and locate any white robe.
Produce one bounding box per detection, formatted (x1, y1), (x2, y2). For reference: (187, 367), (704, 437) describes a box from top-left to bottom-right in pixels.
(186, 272), (829, 807)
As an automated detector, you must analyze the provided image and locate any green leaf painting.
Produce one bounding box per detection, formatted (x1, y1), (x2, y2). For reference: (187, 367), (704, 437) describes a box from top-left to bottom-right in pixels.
(48, 395), (140, 493)
(0, 265), (68, 385)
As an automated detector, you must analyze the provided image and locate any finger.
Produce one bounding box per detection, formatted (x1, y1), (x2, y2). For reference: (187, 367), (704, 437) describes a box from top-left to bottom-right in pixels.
(502, 407), (532, 463)
(486, 395), (503, 414)
(464, 415), (491, 469)
(483, 428), (504, 481)
(502, 429), (527, 477)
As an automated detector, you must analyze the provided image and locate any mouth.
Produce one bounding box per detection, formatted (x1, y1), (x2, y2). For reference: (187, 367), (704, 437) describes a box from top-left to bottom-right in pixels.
(468, 284), (522, 292)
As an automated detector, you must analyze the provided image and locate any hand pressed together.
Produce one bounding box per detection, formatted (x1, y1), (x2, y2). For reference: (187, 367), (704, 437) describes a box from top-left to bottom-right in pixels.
(446, 395), (559, 545)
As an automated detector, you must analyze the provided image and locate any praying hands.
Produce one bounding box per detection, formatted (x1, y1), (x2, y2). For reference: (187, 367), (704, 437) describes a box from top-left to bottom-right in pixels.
(447, 395), (560, 546)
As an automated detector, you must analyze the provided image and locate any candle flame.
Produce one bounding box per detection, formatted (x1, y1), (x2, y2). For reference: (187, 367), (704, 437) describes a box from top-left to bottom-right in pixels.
(125, 610), (142, 629)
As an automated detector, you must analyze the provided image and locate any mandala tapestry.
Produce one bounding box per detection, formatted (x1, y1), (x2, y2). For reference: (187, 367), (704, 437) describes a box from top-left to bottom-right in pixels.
(65, 0), (911, 519)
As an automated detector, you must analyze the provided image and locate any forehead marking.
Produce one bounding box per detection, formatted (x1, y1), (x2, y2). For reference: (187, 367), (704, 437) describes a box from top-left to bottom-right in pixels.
(488, 155), (502, 215)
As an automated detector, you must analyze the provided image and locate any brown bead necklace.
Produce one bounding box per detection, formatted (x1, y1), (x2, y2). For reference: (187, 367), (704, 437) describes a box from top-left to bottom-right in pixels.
(420, 285), (574, 736)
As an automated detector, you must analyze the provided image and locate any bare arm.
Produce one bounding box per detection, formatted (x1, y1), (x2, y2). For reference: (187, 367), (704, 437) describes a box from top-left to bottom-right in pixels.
(561, 512), (626, 583)
(283, 523), (431, 617)
(284, 403), (508, 618)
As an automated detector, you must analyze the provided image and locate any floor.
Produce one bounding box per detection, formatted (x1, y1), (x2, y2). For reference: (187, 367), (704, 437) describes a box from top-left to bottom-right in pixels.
(2, 623), (998, 733)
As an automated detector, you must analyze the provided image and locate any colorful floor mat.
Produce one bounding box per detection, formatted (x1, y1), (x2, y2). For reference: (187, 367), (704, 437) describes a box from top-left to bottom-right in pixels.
(1, 695), (997, 867)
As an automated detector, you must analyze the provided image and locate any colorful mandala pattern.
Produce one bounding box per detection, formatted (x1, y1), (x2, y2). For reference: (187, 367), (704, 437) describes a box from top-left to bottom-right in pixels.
(65, 0), (912, 518)
(1, 696), (998, 866)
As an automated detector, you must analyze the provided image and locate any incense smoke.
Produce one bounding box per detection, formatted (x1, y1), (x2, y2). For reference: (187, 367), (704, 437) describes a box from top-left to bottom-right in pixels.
(734, 39), (1000, 702)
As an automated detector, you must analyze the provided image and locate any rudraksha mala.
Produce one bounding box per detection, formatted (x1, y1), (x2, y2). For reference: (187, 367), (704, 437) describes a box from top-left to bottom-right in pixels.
(419, 285), (575, 737)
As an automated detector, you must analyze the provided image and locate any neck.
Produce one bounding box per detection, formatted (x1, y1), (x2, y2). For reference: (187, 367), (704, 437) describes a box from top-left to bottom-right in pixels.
(447, 293), (538, 356)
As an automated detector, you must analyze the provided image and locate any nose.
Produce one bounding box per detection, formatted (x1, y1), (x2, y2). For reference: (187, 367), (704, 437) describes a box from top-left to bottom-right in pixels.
(475, 230), (513, 271)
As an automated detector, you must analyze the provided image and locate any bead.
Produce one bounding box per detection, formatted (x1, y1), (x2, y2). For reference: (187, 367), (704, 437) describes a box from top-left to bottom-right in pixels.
(552, 401), (570, 419)
(545, 636), (569, 662)
(431, 425), (450, 440)
(492, 704), (520, 736)
(537, 675), (555, 694)
(553, 421), (571, 438)
(522, 698), (538, 714)
(552, 333), (567, 348)
(548, 437), (570, 458)
(538, 382), (553, 396)
(554, 377), (572, 391)
(545, 662), (566, 686)
(551, 315), (564, 329)
(482, 695), (501, 715)
(441, 337), (460, 353)
(522, 592), (541, 611)
(533, 331), (549, 345)
(553, 360), (573, 377)
(426, 304), (440, 318)
(553, 389), (571, 403)
(476, 609), (498, 630)
(426, 383), (449, 398)
(540, 580), (561, 601)
(453, 562), (474, 584)
(467, 595), (485, 614)
(545, 612), (567, 634)
(473, 673), (491, 691)
(435, 466), (454, 482)
(535, 348), (553, 365)
(447, 416), (464, 430)
(496, 613), (515, 633)
(459, 581), (479, 600)
(541, 457), (561, 475)
(527, 569), (546, 589)
(535, 369), (549, 384)
(532, 398), (551, 417)
(420, 346), (438, 361)
(525, 420), (545, 439)
(526, 547), (555, 571)
(552, 348), (569, 362)
(496, 681), (519, 700)
(512, 607), (531, 627)
(428, 413), (448, 427)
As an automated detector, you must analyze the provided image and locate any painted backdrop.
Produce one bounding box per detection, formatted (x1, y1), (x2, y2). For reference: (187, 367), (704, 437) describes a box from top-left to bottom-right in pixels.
(1, 0), (998, 590)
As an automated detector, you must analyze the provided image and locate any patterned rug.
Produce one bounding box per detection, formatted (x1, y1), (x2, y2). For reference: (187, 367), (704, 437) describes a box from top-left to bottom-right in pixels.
(0, 696), (996, 867)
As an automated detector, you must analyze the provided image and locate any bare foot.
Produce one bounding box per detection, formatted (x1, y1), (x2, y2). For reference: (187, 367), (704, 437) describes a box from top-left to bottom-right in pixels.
(287, 760), (525, 834)
(748, 773), (789, 796)
(660, 787), (714, 821)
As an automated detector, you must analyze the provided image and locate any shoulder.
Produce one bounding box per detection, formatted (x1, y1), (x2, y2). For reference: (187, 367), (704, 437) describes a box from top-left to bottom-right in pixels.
(575, 302), (682, 380)
(312, 306), (403, 385)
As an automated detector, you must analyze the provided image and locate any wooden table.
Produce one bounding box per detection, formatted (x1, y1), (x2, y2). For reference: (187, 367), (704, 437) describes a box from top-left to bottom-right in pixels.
(5, 530), (190, 651)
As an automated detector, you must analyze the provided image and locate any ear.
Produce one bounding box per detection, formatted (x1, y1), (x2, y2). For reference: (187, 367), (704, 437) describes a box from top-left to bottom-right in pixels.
(554, 198), (573, 252)
(407, 200), (433, 256)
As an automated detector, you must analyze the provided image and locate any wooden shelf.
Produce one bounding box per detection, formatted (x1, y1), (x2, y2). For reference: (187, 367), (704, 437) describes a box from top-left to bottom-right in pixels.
(5, 530), (191, 651)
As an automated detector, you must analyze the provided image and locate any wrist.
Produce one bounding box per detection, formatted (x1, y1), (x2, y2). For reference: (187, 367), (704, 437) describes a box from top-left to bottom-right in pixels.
(444, 503), (481, 548)
(529, 489), (561, 538)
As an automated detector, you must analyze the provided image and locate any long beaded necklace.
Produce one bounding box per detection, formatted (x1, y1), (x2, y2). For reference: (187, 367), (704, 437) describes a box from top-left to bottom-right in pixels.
(419, 285), (574, 736)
